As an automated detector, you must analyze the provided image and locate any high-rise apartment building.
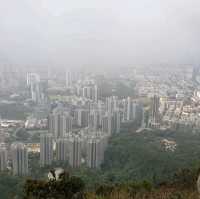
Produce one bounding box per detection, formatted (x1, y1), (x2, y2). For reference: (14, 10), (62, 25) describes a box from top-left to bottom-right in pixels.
(48, 112), (73, 138)
(11, 142), (28, 176)
(74, 109), (89, 127)
(68, 137), (82, 168)
(40, 134), (53, 166)
(86, 138), (103, 168)
(149, 95), (160, 127)
(66, 70), (72, 87)
(0, 144), (7, 171)
(27, 73), (42, 104)
(55, 138), (68, 162)
(88, 110), (100, 131)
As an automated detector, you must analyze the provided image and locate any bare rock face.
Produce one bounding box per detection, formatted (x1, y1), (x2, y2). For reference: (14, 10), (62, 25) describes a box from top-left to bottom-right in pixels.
(48, 168), (65, 181)
(197, 174), (200, 195)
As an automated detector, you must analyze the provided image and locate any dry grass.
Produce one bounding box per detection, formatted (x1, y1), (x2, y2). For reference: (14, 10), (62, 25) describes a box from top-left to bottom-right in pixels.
(85, 188), (199, 199)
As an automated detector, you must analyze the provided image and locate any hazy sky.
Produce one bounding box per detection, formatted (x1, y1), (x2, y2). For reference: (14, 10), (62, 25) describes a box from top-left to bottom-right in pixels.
(0, 0), (199, 68)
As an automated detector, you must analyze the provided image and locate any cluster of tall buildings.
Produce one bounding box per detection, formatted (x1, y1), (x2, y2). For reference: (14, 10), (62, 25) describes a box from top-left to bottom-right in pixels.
(4, 70), (153, 176)
(75, 84), (99, 102)
(40, 131), (108, 169)
(47, 109), (73, 138)
(65, 71), (100, 102)
(0, 142), (28, 176)
(38, 94), (145, 169)
(47, 95), (145, 135)
(2, 66), (199, 178)
(0, 91), (151, 176)
(38, 95), (126, 168)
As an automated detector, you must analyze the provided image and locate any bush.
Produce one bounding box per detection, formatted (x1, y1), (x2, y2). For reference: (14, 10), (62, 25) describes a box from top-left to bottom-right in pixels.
(23, 171), (85, 199)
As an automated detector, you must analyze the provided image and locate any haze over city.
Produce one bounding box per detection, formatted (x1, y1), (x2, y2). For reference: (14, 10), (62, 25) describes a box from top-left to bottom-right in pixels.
(0, 0), (200, 68)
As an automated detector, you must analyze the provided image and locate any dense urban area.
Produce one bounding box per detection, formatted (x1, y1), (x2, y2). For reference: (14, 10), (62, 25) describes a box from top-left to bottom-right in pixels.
(0, 65), (200, 198)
